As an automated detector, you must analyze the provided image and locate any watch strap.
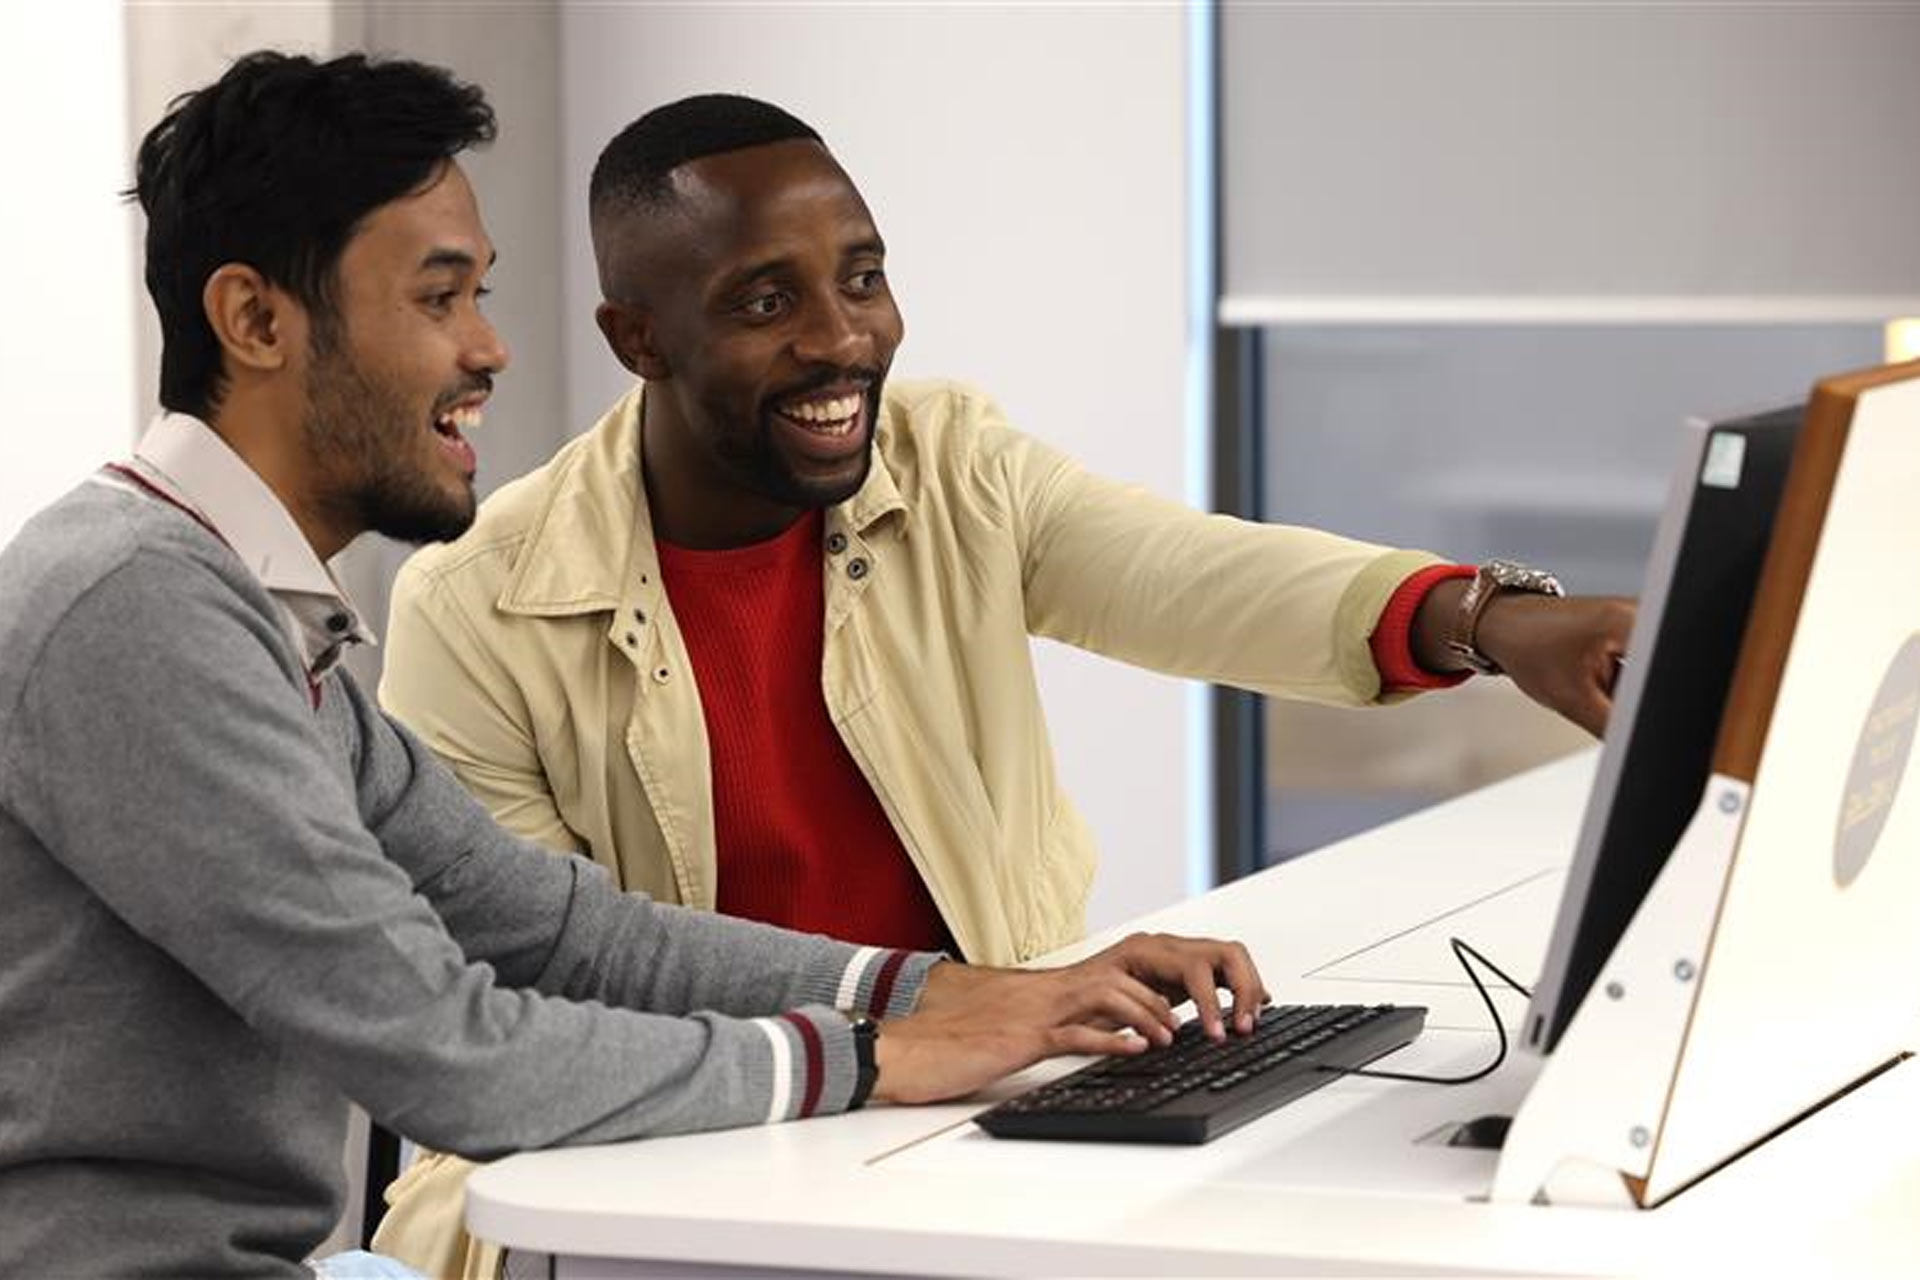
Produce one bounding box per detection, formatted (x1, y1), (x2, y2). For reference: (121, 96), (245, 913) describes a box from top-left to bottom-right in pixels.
(846, 1016), (879, 1110)
(1446, 559), (1565, 675)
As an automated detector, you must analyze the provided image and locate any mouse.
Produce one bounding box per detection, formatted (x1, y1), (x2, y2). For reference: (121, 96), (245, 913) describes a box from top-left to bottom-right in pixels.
(1447, 1114), (1513, 1150)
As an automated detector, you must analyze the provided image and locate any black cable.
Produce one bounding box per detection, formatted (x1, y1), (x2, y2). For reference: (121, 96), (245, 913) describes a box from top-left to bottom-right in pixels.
(1311, 936), (1530, 1086)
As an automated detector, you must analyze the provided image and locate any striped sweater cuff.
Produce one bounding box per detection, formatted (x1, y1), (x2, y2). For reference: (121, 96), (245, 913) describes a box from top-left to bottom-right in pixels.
(752, 1006), (858, 1121)
(828, 945), (941, 1018)
(751, 950), (941, 1122)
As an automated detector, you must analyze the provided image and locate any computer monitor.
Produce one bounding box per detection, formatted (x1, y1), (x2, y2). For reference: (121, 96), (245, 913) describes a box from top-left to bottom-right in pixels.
(1495, 358), (1920, 1206)
(1524, 405), (1802, 1053)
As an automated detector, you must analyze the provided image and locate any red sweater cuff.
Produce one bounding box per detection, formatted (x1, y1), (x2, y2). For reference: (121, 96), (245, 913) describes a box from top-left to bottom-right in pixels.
(1370, 563), (1476, 692)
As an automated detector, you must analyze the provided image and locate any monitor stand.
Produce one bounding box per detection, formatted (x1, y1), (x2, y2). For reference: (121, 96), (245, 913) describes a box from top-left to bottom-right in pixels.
(1491, 775), (1748, 1207)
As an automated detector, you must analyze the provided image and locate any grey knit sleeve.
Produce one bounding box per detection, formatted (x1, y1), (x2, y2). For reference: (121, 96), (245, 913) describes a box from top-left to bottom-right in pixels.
(6, 544), (919, 1157)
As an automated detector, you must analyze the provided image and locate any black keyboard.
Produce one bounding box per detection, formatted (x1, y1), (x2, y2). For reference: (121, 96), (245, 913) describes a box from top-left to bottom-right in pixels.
(975, 1003), (1426, 1144)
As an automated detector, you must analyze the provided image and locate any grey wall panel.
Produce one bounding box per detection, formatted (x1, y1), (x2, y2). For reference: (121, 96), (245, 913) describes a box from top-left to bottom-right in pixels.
(1223, 3), (1920, 317)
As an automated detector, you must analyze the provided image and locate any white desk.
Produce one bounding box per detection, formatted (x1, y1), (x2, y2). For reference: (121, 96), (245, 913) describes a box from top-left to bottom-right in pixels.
(468, 752), (1920, 1276)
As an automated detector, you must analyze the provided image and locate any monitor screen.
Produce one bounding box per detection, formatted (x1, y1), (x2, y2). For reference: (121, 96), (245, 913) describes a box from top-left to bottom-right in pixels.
(1524, 404), (1803, 1052)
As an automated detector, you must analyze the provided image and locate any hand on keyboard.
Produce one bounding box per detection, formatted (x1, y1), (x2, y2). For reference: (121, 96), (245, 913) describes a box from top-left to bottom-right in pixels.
(977, 1003), (1429, 1143)
(871, 932), (1269, 1106)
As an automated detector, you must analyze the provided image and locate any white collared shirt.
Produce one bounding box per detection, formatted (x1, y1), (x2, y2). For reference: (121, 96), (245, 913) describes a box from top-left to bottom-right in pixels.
(93, 414), (376, 681)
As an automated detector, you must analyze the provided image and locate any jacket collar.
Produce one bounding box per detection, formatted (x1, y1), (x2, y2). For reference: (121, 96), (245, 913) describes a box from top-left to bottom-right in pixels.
(498, 383), (906, 618)
(839, 388), (907, 534)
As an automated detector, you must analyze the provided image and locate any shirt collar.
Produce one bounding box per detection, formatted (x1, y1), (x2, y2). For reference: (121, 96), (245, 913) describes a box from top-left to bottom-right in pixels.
(128, 413), (376, 673)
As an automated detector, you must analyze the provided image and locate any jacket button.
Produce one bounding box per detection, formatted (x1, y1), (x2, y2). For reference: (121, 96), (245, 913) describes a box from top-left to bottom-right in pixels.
(632, 607), (646, 624)
(847, 556), (869, 580)
(623, 632), (638, 648)
(825, 531), (848, 555)
(652, 665), (671, 683)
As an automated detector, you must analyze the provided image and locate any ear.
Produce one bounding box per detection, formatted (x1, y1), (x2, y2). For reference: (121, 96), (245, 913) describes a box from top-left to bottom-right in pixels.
(202, 264), (303, 375)
(595, 300), (670, 381)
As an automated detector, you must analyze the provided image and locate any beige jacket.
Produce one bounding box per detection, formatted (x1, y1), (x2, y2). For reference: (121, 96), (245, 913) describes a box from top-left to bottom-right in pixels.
(372, 380), (1433, 1274)
(384, 379), (1430, 964)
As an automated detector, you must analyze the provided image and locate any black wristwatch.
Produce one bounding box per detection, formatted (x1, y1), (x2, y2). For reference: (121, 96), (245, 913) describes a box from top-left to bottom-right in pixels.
(847, 1016), (880, 1110)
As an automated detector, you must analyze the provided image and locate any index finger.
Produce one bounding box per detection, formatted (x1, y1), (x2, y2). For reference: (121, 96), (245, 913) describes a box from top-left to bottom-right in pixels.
(1179, 957), (1228, 1041)
(1216, 942), (1268, 1035)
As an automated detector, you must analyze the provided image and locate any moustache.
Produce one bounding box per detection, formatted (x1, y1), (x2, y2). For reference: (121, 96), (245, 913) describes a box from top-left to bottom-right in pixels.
(433, 375), (494, 413)
(767, 367), (884, 404)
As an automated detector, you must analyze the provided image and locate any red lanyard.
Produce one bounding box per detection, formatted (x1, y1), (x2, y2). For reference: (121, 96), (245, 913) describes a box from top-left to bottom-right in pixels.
(100, 461), (324, 710)
(101, 462), (233, 549)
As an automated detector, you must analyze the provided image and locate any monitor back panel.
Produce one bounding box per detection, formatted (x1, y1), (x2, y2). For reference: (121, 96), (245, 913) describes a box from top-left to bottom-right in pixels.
(1652, 365), (1920, 1201)
(1526, 408), (1802, 1053)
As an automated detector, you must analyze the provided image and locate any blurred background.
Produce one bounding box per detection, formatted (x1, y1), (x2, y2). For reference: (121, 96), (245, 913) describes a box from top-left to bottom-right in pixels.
(4, 0), (1917, 927)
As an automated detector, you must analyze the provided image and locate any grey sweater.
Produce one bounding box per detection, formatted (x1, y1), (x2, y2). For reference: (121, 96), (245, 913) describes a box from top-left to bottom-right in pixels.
(0, 481), (936, 1277)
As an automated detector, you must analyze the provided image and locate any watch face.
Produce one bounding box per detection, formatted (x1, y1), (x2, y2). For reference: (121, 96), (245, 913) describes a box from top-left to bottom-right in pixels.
(1487, 559), (1565, 597)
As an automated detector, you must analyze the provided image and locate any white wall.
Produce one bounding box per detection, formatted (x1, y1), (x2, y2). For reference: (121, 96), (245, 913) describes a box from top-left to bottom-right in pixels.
(558, 3), (1199, 930)
(0, 1), (137, 548)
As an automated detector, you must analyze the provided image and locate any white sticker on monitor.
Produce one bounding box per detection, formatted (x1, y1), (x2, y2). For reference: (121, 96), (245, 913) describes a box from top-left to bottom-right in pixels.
(1700, 431), (1747, 489)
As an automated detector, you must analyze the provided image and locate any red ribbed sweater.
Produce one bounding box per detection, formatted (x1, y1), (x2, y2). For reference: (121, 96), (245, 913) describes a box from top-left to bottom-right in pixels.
(656, 510), (953, 952)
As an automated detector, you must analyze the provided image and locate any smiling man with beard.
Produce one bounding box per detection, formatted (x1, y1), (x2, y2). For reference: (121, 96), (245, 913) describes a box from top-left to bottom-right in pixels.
(377, 93), (1632, 1276)
(389, 95), (1630, 967)
(0, 57), (1276, 1279)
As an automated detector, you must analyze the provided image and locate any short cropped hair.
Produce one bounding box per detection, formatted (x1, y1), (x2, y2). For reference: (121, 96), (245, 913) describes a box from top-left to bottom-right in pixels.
(133, 50), (496, 420)
(589, 93), (822, 220)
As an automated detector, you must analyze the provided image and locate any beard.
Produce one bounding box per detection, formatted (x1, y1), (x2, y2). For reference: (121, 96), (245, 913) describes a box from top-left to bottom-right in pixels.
(301, 325), (478, 547)
(727, 370), (887, 510)
(738, 427), (875, 509)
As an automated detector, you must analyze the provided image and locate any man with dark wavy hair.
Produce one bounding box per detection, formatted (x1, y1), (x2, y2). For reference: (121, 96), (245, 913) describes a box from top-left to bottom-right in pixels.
(0, 52), (1265, 1279)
